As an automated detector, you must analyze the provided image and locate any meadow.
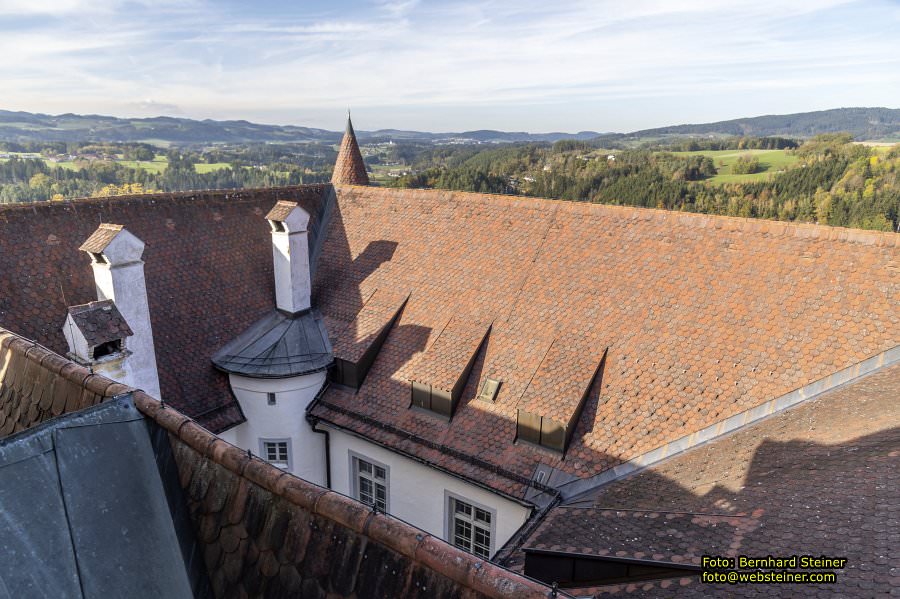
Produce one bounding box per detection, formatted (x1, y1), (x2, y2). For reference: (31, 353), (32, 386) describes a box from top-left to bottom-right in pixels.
(667, 149), (800, 183)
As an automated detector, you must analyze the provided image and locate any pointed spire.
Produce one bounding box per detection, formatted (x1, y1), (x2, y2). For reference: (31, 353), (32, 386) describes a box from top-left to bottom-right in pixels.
(332, 112), (369, 186)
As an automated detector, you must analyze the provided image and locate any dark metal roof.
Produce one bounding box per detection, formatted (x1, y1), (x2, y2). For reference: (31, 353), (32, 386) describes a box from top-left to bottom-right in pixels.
(211, 309), (333, 378)
(0, 396), (202, 599)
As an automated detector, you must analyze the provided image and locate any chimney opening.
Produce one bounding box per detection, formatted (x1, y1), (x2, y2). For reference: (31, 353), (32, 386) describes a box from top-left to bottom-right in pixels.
(270, 220), (286, 233)
(91, 339), (123, 360)
(91, 252), (107, 264)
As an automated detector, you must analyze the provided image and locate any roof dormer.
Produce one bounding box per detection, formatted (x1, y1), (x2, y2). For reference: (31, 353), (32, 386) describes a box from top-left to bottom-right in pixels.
(406, 317), (492, 419)
(516, 336), (607, 453)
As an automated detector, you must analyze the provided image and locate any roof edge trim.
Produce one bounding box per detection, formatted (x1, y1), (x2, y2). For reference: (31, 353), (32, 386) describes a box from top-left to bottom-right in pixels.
(559, 344), (900, 501)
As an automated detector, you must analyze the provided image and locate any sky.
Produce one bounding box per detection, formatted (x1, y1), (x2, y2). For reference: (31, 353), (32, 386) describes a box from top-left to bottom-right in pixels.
(1, 0), (899, 133)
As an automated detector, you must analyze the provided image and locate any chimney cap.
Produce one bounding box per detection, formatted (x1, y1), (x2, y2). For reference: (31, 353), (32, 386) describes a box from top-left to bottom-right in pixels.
(79, 223), (124, 254)
(79, 224), (145, 265)
(266, 201), (309, 233)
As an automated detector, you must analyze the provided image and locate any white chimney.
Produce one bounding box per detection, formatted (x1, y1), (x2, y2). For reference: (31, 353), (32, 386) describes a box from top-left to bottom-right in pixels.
(266, 201), (312, 314)
(78, 224), (161, 398)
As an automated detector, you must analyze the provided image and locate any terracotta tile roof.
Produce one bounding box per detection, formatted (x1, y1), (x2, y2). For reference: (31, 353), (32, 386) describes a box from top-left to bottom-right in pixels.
(0, 328), (126, 436)
(67, 300), (133, 347)
(78, 223), (123, 253)
(512, 362), (900, 597)
(0, 327), (556, 599)
(0, 186), (330, 432)
(331, 116), (369, 186)
(310, 185), (899, 496)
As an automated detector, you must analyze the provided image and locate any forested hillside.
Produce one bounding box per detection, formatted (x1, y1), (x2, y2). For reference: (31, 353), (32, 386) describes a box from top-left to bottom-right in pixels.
(388, 135), (899, 232)
(633, 108), (900, 141)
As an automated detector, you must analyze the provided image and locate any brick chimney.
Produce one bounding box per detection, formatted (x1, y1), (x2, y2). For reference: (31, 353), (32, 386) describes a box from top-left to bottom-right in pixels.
(77, 224), (161, 398)
(266, 202), (312, 314)
(331, 113), (369, 186)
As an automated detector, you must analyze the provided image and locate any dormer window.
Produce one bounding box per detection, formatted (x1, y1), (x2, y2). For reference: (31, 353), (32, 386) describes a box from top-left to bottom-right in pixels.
(406, 318), (491, 419)
(516, 338), (606, 453)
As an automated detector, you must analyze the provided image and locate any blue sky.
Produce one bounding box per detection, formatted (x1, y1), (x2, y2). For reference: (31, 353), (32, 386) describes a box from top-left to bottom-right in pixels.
(1, 0), (898, 132)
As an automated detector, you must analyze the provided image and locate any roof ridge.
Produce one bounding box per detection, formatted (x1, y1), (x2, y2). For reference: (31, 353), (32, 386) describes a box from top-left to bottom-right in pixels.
(0, 184), (330, 212)
(335, 185), (900, 247)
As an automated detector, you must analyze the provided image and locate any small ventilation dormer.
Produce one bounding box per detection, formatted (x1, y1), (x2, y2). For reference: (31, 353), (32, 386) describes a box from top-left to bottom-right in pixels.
(516, 336), (607, 454)
(331, 289), (410, 390)
(63, 300), (133, 365)
(406, 317), (491, 419)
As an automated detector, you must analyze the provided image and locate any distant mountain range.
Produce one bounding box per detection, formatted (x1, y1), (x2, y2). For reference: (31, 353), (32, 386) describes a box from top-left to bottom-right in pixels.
(1, 107), (898, 145)
(630, 107), (900, 141)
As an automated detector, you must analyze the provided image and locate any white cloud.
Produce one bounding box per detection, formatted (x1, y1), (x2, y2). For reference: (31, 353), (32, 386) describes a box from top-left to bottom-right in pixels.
(0, 0), (897, 130)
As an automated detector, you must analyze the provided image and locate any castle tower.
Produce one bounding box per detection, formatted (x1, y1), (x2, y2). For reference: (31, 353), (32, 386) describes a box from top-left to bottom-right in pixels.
(331, 113), (369, 186)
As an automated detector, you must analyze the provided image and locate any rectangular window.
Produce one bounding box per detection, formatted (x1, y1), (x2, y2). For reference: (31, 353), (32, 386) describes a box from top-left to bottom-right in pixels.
(260, 439), (291, 471)
(351, 453), (388, 513)
(267, 392), (277, 406)
(448, 495), (493, 559)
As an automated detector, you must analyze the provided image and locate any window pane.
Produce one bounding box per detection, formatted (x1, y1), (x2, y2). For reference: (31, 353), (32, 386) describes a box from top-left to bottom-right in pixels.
(374, 465), (386, 480)
(475, 508), (491, 524)
(455, 501), (471, 516)
(359, 477), (373, 505)
(375, 484), (387, 511)
(358, 460), (372, 474)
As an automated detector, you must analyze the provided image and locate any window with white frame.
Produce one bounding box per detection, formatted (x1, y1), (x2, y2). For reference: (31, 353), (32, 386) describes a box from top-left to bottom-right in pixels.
(260, 439), (291, 471)
(351, 453), (388, 513)
(448, 495), (493, 559)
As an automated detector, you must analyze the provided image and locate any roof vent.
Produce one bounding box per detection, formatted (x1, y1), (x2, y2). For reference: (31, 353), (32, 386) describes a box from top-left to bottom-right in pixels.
(476, 378), (501, 403)
(406, 317), (491, 419)
(331, 289), (409, 390)
(516, 336), (607, 453)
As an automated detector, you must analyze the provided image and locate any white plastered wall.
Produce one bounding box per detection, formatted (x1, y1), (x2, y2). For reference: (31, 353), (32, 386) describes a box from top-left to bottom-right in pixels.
(218, 372), (327, 486)
(322, 424), (532, 557)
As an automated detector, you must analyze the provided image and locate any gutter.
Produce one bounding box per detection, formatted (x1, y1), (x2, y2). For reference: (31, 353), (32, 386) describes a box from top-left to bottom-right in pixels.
(307, 396), (545, 509)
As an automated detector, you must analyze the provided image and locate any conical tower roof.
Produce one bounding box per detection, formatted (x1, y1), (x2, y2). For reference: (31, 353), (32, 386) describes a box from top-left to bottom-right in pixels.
(331, 114), (369, 186)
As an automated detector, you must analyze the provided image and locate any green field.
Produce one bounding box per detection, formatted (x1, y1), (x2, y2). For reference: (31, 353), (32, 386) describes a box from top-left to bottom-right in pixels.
(668, 149), (800, 183)
(1, 152), (237, 175)
(194, 162), (232, 174)
(118, 155), (169, 174)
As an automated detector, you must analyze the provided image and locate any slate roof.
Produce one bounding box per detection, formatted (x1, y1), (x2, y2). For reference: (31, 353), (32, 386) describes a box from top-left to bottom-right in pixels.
(67, 299), (133, 346)
(0, 185), (331, 432)
(211, 309), (333, 378)
(0, 396), (203, 598)
(512, 362), (900, 597)
(331, 115), (369, 186)
(309, 185), (899, 497)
